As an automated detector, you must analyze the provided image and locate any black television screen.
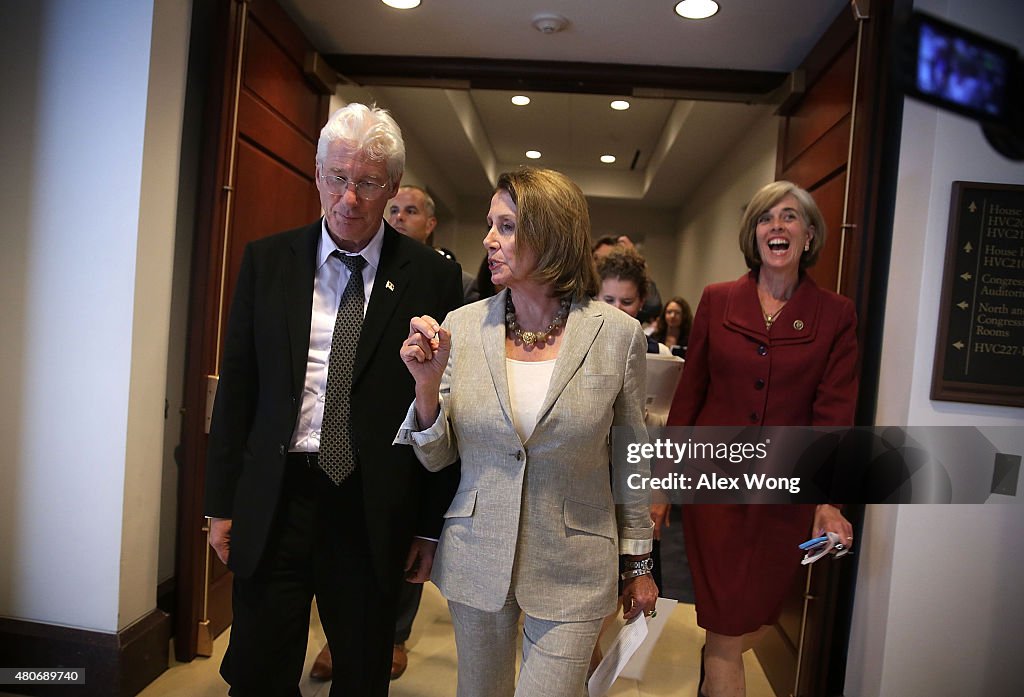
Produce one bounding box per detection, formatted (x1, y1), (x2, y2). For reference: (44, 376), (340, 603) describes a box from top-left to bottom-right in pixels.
(901, 12), (1017, 124)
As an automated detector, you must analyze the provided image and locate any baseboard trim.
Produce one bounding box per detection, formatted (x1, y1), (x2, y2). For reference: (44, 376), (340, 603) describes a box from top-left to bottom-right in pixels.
(0, 609), (170, 697)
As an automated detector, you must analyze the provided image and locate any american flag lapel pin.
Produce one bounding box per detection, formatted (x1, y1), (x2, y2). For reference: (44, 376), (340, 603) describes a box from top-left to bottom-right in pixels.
(386, 280), (395, 291)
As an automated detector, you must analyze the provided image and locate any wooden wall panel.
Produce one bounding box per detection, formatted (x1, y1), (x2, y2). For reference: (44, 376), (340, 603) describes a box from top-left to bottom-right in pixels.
(237, 92), (317, 175)
(249, 0), (316, 80)
(807, 172), (847, 293)
(780, 45), (855, 170)
(223, 140), (321, 319)
(781, 115), (851, 191)
(243, 17), (322, 139)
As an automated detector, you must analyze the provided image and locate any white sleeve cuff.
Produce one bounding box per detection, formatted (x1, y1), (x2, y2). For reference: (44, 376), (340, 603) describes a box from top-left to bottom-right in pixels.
(393, 396), (448, 446)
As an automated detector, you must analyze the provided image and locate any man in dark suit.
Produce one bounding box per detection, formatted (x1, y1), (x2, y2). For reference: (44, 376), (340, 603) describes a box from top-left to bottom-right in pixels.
(205, 103), (463, 697)
(308, 181), (463, 684)
(388, 184), (478, 304)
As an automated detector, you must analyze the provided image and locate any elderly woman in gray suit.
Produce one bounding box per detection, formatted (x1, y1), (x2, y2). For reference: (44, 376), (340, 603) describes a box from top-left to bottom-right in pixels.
(397, 167), (658, 696)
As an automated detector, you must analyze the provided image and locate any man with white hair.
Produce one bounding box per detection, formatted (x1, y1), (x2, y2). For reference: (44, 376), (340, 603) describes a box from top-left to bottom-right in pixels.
(205, 103), (463, 696)
(309, 183), (462, 683)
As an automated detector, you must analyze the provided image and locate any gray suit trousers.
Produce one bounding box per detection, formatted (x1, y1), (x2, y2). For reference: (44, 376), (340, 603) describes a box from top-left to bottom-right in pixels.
(448, 593), (602, 697)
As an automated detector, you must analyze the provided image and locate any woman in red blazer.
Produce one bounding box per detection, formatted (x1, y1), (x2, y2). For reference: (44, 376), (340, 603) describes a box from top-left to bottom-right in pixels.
(662, 181), (857, 697)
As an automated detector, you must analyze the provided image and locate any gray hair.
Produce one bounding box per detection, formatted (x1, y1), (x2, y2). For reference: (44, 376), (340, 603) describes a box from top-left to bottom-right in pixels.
(316, 103), (405, 185)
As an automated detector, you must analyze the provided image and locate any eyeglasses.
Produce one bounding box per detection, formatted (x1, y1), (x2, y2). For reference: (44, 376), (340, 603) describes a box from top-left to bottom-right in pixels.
(318, 173), (390, 200)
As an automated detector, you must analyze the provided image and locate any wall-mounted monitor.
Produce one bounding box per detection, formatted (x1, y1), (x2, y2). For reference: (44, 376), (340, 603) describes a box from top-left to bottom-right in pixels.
(898, 11), (1018, 126)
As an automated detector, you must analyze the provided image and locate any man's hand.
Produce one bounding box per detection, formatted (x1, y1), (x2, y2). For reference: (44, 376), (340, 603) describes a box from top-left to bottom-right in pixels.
(209, 517), (232, 565)
(404, 537), (438, 583)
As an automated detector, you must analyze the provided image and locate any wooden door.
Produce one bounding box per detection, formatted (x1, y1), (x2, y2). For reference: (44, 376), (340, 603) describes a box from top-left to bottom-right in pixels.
(776, 16), (858, 294)
(760, 1), (902, 695)
(174, 0), (329, 661)
(761, 2), (905, 691)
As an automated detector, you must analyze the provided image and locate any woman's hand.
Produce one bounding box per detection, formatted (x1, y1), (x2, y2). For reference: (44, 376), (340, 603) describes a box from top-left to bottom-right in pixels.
(401, 315), (450, 426)
(400, 315), (449, 384)
(813, 503), (854, 551)
(650, 503), (671, 540)
(621, 572), (659, 621)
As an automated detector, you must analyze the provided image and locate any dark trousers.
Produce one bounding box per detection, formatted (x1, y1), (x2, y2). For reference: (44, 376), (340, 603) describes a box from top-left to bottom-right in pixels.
(222, 460), (399, 697)
(394, 580), (423, 644)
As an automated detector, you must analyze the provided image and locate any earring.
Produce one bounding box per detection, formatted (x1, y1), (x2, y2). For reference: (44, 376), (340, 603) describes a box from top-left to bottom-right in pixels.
(804, 240), (810, 252)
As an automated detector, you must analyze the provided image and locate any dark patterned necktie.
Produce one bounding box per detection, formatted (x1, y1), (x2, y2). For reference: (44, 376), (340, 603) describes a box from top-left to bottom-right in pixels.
(318, 252), (367, 485)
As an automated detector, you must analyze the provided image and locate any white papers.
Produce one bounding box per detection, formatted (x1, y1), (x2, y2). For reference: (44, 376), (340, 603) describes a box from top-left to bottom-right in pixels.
(587, 614), (648, 697)
(644, 354), (684, 428)
(586, 598), (678, 696)
(619, 597), (677, 679)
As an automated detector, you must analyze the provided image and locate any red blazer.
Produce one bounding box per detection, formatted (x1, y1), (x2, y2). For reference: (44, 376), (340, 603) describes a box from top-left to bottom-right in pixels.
(668, 271), (858, 427)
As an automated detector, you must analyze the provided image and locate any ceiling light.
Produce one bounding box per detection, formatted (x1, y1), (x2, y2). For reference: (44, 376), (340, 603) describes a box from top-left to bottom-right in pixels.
(600, 155), (616, 164)
(382, 0), (421, 8)
(511, 95), (531, 106)
(610, 100), (630, 111)
(674, 0), (719, 20)
(525, 150), (542, 159)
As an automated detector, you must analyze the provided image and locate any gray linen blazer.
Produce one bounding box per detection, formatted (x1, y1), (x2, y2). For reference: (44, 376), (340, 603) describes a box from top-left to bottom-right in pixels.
(396, 290), (653, 622)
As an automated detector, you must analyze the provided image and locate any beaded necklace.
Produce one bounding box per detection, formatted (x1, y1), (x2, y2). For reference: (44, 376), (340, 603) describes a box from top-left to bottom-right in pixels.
(505, 293), (571, 347)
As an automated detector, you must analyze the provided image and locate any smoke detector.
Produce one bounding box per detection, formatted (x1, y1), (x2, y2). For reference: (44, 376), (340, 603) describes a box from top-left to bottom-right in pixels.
(532, 13), (569, 34)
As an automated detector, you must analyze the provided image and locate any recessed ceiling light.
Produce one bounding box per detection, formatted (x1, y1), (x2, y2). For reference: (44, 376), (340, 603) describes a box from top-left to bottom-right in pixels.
(674, 0), (719, 20)
(610, 100), (630, 111)
(382, 0), (421, 9)
(525, 150), (542, 159)
(511, 95), (531, 106)
(600, 155), (616, 164)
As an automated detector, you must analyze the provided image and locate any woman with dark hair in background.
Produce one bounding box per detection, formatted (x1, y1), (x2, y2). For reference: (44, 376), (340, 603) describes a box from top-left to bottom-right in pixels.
(651, 296), (693, 357)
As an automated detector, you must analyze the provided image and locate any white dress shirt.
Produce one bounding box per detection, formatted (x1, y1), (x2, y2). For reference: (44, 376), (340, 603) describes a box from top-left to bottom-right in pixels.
(290, 220), (385, 452)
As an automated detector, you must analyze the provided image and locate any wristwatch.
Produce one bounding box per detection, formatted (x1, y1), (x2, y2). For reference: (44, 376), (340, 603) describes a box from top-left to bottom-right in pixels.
(620, 557), (654, 580)
(622, 557), (654, 573)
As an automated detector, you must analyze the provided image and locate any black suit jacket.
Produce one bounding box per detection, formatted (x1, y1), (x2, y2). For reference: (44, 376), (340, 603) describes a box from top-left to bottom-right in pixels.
(205, 220), (464, 581)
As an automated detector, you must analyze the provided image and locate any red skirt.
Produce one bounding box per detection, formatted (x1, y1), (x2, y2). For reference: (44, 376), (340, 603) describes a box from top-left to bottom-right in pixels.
(682, 503), (816, 636)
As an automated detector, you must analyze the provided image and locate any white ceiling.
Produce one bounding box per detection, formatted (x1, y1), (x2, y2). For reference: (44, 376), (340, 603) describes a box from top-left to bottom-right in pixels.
(278, 0), (850, 205)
